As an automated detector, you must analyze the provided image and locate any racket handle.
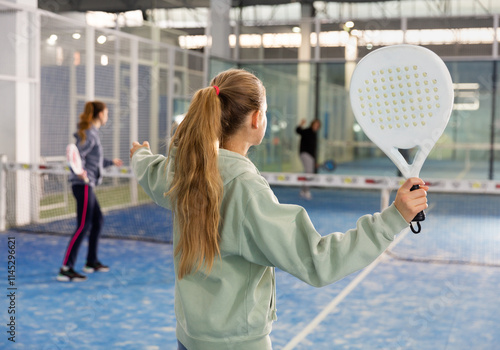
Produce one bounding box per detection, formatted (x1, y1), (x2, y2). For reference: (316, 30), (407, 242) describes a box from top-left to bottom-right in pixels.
(79, 171), (89, 184)
(409, 184), (425, 234)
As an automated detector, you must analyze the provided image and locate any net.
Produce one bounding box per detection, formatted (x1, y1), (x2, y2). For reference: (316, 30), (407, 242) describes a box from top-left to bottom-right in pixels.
(2, 162), (173, 243)
(386, 191), (500, 267)
(263, 172), (500, 267)
(2, 164), (500, 266)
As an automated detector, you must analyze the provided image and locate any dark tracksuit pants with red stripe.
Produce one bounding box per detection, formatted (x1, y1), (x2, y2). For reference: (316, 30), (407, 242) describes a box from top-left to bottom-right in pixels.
(62, 184), (103, 268)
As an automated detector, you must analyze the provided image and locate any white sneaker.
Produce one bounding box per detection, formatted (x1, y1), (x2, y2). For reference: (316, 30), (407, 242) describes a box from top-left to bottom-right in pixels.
(83, 261), (110, 273)
(57, 267), (87, 282)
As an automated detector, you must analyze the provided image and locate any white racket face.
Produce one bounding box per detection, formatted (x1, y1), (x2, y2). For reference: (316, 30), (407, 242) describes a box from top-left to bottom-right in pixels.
(350, 45), (453, 178)
(66, 144), (84, 175)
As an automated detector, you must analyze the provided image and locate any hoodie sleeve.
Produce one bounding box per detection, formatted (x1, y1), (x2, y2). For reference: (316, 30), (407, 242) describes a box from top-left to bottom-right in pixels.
(77, 137), (96, 169)
(103, 158), (114, 168)
(239, 187), (408, 287)
(131, 147), (172, 210)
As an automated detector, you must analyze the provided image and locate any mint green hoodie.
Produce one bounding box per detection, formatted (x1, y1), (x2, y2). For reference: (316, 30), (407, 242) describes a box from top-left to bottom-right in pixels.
(131, 147), (409, 350)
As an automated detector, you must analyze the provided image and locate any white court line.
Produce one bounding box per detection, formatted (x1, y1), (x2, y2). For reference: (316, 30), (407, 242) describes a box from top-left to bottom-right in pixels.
(456, 154), (471, 180)
(282, 227), (412, 350)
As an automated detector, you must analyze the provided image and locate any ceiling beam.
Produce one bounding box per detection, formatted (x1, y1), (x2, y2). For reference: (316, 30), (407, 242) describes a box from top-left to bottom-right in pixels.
(38, 0), (397, 13)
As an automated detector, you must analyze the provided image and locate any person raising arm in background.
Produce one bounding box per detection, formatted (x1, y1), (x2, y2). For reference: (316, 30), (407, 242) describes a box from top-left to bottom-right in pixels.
(296, 118), (321, 199)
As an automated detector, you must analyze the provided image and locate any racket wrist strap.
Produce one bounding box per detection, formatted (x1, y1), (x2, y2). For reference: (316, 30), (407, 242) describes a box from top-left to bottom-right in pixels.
(410, 221), (421, 234)
(409, 184), (425, 234)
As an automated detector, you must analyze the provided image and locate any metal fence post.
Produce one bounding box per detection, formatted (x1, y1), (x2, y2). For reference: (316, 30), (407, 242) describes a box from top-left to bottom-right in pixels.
(0, 155), (7, 231)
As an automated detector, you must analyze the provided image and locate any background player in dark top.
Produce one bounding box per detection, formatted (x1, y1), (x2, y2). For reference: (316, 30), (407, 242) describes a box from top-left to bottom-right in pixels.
(296, 119), (321, 199)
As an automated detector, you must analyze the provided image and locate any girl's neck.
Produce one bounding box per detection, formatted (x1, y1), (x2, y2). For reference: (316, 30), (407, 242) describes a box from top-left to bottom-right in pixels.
(222, 138), (250, 156)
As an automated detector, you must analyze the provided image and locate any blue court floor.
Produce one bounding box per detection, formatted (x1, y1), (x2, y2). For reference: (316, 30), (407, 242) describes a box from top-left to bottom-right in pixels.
(1, 187), (499, 349)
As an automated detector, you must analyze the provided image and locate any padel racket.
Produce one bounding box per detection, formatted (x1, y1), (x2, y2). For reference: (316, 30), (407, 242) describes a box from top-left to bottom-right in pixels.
(349, 44), (453, 233)
(66, 144), (89, 183)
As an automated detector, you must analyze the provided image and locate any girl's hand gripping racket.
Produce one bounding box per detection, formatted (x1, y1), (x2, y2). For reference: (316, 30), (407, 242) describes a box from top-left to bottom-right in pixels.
(66, 144), (89, 183)
(349, 45), (453, 233)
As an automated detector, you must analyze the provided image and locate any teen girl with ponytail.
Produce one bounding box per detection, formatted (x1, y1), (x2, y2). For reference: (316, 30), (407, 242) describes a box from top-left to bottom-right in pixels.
(58, 101), (123, 282)
(130, 69), (428, 350)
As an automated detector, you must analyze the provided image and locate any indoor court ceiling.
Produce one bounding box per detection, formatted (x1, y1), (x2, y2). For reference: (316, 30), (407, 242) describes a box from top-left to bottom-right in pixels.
(38, 0), (396, 13)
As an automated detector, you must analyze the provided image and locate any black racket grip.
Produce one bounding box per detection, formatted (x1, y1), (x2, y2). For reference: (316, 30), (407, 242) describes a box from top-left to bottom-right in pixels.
(409, 184), (425, 234)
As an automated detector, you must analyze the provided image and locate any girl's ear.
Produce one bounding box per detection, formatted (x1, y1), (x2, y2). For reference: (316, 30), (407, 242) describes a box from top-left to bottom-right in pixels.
(251, 110), (260, 129)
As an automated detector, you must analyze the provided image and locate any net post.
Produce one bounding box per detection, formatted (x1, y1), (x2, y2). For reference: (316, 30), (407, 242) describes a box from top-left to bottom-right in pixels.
(489, 60), (497, 180)
(493, 14), (499, 59)
(31, 167), (41, 224)
(63, 173), (69, 207)
(85, 25), (95, 100)
(130, 178), (139, 205)
(130, 37), (139, 205)
(0, 155), (7, 231)
(380, 187), (390, 211)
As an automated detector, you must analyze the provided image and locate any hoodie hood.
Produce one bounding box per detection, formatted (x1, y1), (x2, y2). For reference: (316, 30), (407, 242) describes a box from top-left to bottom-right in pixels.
(168, 147), (260, 187)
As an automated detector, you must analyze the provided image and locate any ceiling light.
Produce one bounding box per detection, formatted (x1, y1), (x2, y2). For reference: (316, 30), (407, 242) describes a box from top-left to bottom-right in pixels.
(47, 34), (58, 45)
(97, 35), (107, 44)
(100, 54), (108, 66)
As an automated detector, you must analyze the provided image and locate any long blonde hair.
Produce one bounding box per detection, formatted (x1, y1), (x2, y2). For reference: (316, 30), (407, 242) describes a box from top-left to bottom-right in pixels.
(168, 69), (265, 279)
(77, 101), (106, 143)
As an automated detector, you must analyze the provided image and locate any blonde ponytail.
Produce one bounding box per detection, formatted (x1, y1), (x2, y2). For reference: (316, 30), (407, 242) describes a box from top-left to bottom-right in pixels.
(168, 87), (222, 279)
(169, 69), (265, 279)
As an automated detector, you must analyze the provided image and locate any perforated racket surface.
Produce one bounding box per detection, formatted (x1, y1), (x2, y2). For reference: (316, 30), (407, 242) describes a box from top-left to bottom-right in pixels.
(349, 45), (453, 232)
(66, 144), (88, 183)
(350, 45), (453, 179)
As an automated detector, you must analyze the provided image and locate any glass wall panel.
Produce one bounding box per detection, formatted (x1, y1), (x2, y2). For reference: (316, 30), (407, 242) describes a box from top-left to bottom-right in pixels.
(217, 12), (498, 179)
(233, 59), (500, 179)
(436, 61), (496, 180)
(209, 58), (237, 80)
(240, 62), (316, 172)
(493, 61), (500, 181)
